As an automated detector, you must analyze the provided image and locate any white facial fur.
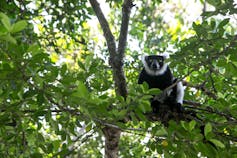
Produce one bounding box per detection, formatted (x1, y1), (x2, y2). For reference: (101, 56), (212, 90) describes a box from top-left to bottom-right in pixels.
(141, 55), (168, 76)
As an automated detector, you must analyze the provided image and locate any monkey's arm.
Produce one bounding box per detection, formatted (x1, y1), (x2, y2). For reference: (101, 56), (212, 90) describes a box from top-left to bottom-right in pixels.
(138, 69), (146, 84)
(176, 81), (184, 104)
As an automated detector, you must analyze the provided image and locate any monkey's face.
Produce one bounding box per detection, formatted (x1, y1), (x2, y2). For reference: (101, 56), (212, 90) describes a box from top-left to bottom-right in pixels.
(145, 55), (164, 71)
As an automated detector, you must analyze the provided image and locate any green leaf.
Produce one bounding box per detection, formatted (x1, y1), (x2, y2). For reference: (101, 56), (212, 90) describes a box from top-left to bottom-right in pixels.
(206, 0), (221, 6)
(61, 64), (67, 75)
(181, 121), (187, 130)
(135, 110), (146, 120)
(209, 139), (225, 148)
(202, 11), (218, 17)
(85, 123), (92, 132)
(141, 82), (149, 92)
(117, 95), (125, 102)
(27, 44), (40, 54)
(138, 100), (151, 113)
(156, 127), (168, 136)
(0, 12), (11, 31)
(34, 110), (47, 117)
(53, 140), (61, 150)
(85, 55), (93, 71)
(78, 60), (86, 70)
(77, 81), (89, 98)
(117, 109), (127, 118)
(148, 88), (161, 95)
(37, 92), (45, 105)
(218, 18), (230, 29)
(189, 120), (196, 131)
(60, 131), (67, 141)
(31, 53), (49, 62)
(141, 95), (152, 100)
(11, 20), (27, 33)
(31, 153), (43, 158)
(0, 34), (16, 44)
(195, 143), (215, 158)
(204, 123), (212, 137)
(210, 19), (216, 29)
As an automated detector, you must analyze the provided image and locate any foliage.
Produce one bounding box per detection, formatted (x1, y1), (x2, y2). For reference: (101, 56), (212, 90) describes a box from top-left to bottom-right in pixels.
(0, 0), (237, 157)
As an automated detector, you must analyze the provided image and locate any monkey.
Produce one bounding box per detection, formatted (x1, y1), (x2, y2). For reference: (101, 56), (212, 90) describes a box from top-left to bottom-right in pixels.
(138, 54), (184, 113)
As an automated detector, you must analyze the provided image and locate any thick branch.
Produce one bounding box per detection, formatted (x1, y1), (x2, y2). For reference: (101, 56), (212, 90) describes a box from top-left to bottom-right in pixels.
(89, 0), (132, 98)
(117, 0), (134, 58)
(89, 0), (116, 56)
(109, 0), (133, 98)
(111, 0), (134, 98)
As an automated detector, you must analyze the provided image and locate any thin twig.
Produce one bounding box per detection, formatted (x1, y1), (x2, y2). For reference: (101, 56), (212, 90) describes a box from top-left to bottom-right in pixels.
(185, 105), (236, 121)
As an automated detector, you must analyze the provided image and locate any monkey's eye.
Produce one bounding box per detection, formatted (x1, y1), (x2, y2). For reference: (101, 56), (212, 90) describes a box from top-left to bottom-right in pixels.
(157, 59), (163, 63)
(148, 59), (153, 63)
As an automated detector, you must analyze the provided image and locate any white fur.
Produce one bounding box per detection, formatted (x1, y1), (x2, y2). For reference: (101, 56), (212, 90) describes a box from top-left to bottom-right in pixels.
(176, 81), (184, 104)
(159, 52), (170, 59)
(145, 62), (168, 76)
(141, 54), (170, 76)
(141, 55), (147, 64)
(142, 55), (168, 76)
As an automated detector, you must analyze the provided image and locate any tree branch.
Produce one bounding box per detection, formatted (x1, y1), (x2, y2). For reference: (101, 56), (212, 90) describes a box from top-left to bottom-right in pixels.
(89, 1), (134, 157)
(184, 81), (218, 100)
(183, 100), (202, 106)
(89, 0), (116, 56)
(89, 0), (132, 98)
(184, 105), (236, 121)
(117, 0), (134, 59)
(110, 0), (134, 98)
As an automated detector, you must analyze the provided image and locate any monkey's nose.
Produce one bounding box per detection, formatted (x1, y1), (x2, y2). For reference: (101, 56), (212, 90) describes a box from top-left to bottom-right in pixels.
(151, 63), (159, 69)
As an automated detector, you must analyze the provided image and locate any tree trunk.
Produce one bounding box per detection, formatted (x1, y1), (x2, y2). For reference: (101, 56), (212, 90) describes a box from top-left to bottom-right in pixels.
(89, 0), (133, 157)
(102, 127), (121, 158)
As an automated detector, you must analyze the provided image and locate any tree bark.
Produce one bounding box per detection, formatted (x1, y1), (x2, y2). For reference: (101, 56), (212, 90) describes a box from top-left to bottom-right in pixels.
(102, 127), (121, 158)
(89, 0), (133, 157)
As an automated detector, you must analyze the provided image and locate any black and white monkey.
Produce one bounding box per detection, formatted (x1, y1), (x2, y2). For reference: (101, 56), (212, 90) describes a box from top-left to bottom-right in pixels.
(138, 53), (184, 112)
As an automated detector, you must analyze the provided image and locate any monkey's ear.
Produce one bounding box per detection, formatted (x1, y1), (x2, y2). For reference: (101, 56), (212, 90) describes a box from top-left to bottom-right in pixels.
(141, 54), (148, 65)
(160, 52), (169, 59)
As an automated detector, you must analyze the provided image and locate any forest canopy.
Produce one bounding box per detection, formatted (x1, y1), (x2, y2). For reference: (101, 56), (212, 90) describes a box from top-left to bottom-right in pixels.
(0, 0), (237, 157)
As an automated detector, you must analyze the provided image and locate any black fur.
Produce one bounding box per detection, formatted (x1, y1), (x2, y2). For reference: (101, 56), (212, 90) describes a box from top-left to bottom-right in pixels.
(138, 55), (183, 113)
(138, 67), (173, 90)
